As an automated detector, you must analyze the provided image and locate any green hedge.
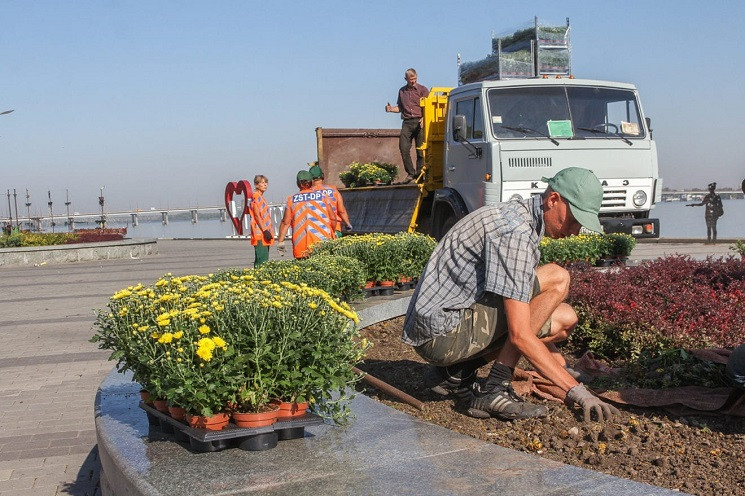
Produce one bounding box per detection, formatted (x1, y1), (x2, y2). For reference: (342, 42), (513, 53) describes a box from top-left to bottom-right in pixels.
(539, 233), (636, 265)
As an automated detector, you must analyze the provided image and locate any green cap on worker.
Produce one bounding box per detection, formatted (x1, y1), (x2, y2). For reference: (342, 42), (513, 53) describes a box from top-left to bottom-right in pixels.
(542, 167), (604, 233)
(309, 165), (323, 179)
(296, 170), (313, 182)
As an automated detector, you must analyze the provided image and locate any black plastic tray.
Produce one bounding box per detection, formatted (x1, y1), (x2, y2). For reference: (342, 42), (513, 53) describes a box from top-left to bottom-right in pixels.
(140, 402), (324, 452)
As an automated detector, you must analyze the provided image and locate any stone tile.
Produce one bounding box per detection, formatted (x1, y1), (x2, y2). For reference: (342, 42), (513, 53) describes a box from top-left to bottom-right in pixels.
(0, 471), (10, 482)
(0, 477), (34, 491)
(1, 439), (51, 451)
(10, 462), (68, 479)
(0, 459), (44, 471)
(0, 453), (20, 463)
(1, 486), (59, 496)
(10, 446), (72, 461)
(69, 444), (97, 455)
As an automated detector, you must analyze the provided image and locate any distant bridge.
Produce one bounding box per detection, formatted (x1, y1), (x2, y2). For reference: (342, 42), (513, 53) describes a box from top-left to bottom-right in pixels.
(2, 203), (287, 234)
(661, 190), (744, 201)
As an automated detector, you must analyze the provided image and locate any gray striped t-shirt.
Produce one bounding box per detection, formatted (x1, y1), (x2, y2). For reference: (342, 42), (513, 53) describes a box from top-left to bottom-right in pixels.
(402, 196), (544, 346)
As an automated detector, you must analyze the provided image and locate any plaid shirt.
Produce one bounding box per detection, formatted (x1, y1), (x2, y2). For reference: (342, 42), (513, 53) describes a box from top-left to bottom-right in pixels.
(402, 196), (545, 346)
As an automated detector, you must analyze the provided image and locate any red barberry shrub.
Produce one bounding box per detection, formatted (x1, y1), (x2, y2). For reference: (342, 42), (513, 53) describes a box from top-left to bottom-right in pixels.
(567, 255), (745, 360)
(66, 228), (127, 244)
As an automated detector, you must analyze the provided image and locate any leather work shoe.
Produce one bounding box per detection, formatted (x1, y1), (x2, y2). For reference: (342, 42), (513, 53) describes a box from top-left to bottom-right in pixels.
(423, 365), (475, 402)
(467, 381), (548, 421)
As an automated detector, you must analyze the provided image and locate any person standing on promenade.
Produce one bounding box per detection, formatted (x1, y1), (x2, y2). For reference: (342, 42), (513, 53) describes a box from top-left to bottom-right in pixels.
(276, 170), (336, 259)
(403, 167), (620, 423)
(686, 182), (723, 243)
(309, 163), (352, 237)
(385, 68), (429, 183)
(249, 174), (274, 267)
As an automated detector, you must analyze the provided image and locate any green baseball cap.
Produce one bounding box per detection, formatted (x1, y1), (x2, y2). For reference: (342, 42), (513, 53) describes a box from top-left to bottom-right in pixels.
(309, 165), (323, 179)
(542, 167), (604, 233)
(296, 170), (313, 182)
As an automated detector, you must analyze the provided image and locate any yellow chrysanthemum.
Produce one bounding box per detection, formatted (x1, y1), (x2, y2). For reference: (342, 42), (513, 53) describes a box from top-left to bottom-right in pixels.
(198, 337), (216, 350)
(158, 332), (174, 344)
(212, 336), (226, 348)
(198, 325), (211, 334)
(196, 346), (212, 361)
(173, 331), (183, 339)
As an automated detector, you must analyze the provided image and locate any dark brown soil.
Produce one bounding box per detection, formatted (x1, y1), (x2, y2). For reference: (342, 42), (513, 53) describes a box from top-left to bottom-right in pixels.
(356, 317), (745, 496)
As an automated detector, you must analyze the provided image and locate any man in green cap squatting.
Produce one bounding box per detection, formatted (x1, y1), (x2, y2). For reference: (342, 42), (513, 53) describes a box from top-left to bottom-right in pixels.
(403, 167), (620, 423)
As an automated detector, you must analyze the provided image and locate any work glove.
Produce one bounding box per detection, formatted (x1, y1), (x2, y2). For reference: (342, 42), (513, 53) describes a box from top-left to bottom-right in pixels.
(263, 229), (273, 243)
(565, 384), (620, 423)
(344, 224), (353, 231)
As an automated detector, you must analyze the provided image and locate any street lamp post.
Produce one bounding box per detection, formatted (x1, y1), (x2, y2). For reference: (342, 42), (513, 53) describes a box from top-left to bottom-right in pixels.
(47, 191), (55, 233)
(25, 189), (31, 231)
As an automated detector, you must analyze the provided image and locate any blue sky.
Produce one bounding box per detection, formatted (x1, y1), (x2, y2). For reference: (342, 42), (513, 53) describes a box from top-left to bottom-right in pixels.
(2, 1), (744, 215)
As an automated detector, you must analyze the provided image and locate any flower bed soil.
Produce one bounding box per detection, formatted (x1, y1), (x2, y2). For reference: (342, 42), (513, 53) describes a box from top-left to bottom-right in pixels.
(356, 317), (745, 496)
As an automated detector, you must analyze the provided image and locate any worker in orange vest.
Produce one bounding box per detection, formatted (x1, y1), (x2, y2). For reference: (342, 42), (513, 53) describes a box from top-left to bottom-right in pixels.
(249, 174), (274, 267)
(277, 170), (336, 258)
(309, 164), (352, 237)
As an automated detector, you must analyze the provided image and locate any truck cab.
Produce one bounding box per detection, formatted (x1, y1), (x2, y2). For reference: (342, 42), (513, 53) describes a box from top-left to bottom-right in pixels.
(431, 78), (661, 238)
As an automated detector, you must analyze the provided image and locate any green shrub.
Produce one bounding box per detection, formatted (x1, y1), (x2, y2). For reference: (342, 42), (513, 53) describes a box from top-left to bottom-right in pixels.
(731, 240), (745, 257)
(307, 232), (436, 282)
(539, 233), (635, 265)
(0, 231), (78, 247)
(212, 255), (366, 302)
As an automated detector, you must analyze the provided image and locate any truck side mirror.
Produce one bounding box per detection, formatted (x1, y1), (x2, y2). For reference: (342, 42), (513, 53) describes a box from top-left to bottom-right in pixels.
(645, 117), (652, 137)
(452, 115), (467, 141)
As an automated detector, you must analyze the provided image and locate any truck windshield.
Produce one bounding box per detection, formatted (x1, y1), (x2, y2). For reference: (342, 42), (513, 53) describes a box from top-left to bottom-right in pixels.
(488, 85), (644, 140)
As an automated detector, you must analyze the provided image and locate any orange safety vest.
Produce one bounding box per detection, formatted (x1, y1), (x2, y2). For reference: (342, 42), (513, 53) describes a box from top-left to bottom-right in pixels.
(312, 183), (342, 220)
(250, 191), (274, 246)
(286, 188), (335, 258)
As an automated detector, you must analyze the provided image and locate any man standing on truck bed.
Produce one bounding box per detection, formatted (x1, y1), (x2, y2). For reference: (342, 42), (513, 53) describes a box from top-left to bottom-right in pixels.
(403, 167), (620, 423)
(385, 68), (429, 184)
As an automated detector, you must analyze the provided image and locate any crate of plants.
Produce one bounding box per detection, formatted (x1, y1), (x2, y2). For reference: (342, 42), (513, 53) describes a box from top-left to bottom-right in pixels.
(307, 232), (436, 299)
(139, 401), (324, 452)
(339, 161), (399, 188)
(92, 273), (369, 454)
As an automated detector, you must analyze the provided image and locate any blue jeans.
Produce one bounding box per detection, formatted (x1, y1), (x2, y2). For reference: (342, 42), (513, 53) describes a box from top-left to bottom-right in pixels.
(726, 344), (745, 390)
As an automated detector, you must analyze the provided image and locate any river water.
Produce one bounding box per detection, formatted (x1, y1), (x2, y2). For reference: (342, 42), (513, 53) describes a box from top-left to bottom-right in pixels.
(69, 198), (745, 240)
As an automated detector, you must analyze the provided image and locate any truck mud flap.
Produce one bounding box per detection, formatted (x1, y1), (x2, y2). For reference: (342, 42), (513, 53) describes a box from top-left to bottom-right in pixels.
(343, 185), (420, 234)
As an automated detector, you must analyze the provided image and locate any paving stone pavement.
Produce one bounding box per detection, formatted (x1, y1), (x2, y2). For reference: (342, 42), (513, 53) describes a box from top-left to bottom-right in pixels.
(0, 239), (264, 496)
(0, 238), (733, 495)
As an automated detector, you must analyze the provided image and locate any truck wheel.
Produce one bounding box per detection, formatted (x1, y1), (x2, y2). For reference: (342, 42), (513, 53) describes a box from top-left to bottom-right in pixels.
(438, 215), (458, 240)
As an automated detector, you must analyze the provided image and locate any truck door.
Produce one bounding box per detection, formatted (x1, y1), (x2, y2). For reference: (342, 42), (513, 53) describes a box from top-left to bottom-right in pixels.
(445, 97), (485, 213)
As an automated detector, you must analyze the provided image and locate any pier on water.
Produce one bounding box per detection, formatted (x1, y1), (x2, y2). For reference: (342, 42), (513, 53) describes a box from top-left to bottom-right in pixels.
(2, 203), (287, 237)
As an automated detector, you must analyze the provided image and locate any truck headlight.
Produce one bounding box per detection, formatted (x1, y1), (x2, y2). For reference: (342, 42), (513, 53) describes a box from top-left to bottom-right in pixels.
(632, 190), (647, 207)
(509, 194), (523, 201)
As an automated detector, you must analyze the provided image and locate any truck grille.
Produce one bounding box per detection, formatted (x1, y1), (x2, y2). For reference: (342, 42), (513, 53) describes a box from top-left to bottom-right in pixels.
(508, 157), (552, 168)
(602, 188), (627, 208)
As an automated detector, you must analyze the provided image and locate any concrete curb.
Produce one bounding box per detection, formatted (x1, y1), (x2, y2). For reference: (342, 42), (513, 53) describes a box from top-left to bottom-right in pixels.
(0, 238), (158, 266)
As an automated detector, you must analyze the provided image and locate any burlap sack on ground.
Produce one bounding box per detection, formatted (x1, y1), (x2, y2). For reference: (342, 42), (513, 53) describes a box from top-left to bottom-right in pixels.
(513, 350), (745, 417)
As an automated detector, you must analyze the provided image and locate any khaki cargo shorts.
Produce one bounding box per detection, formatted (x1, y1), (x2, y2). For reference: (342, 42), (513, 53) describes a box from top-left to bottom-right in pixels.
(415, 279), (551, 367)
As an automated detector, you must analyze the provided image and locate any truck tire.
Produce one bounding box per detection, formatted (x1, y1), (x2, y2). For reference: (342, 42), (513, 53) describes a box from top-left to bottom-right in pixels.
(438, 215), (458, 240)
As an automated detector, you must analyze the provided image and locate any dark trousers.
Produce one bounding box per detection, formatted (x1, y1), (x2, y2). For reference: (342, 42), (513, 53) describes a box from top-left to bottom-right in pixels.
(400, 118), (424, 176)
